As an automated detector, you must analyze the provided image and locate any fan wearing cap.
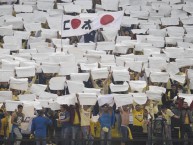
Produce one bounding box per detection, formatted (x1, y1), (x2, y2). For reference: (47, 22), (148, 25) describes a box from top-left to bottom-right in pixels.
(99, 103), (115, 145)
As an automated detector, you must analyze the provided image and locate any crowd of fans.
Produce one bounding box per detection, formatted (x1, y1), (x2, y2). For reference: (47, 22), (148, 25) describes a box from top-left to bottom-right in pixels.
(0, 0), (193, 145)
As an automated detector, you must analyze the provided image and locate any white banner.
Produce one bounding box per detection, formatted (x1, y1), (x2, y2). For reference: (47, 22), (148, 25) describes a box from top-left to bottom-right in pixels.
(78, 93), (97, 106)
(0, 70), (14, 82)
(131, 93), (147, 105)
(129, 80), (147, 92)
(49, 77), (66, 90)
(110, 82), (129, 92)
(10, 77), (28, 91)
(97, 94), (114, 107)
(0, 91), (12, 102)
(113, 70), (130, 82)
(62, 11), (123, 37)
(114, 94), (133, 107)
(150, 72), (169, 83)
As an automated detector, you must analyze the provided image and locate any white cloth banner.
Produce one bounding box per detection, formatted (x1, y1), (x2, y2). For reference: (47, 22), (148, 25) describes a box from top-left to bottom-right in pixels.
(114, 94), (133, 107)
(18, 94), (36, 101)
(164, 47), (184, 59)
(78, 93), (97, 105)
(41, 63), (60, 74)
(15, 66), (35, 78)
(97, 94), (114, 106)
(132, 93), (147, 105)
(166, 63), (179, 75)
(56, 95), (76, 105)
(10, 77), (28, 91)
(0, 70), (14, 82)
(2, 59), (20, 71)
(70, 73), (90, 82)
(66, 81), (84, 94)
(91, 68), (109, 80)
(146, 90), (162, 101)
(113, 70), (130, 82)
(129, 81), (147, 92)
(5, 100), (23, 111)
(59, 62), (78, 76)
(145, 68), (161, 77)
(149, 57), (167, 70)
(176, 58), (193, 68)
(110, 82), (129, 92)
(101, 0), (119, 11)
(148, 86), (166, 94)
(125, 61), (143, 72)
(62, 11), (123, 37)
(49, 77), (66, 90)
(30, 84), (47, 96)
(170, 74), (185, 84)
(83, 88), (101, 95)
(39, 92), (58, 100)
(0, 91), (12, 102)
(80, 63), (98, 70)
(150, 72), (169, 83)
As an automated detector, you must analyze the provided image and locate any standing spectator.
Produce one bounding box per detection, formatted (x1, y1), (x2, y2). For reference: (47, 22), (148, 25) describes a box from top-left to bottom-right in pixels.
(119, 105), (132, 145)
(180, 102), (193, 145)
(99, 104), (115, 145)
(31, 110), (52, 145)
(0, 109), (8, 145)
(70, 104), (81, 145)
(77, 96), (93, 145)
(171, 101), (181, 145)
(161, 106), (179, 145)
(11, 105), (25, 145)
(58, 105), (71, 145)
(132, 104), (144, 133)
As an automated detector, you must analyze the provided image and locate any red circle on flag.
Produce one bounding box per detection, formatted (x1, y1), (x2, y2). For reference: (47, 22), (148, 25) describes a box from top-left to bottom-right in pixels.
(71, 19), (81, 29)
(100, 15), (114, 25)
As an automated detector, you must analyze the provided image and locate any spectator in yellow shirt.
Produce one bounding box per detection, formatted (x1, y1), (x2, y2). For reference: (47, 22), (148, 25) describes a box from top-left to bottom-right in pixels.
(0, 109), (8, 145)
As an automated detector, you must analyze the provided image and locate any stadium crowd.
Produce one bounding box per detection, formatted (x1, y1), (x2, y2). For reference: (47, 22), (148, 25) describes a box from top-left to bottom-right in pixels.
(0, 0), (193, 145)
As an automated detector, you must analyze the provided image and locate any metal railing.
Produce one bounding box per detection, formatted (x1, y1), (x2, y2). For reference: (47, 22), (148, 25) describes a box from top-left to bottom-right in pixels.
(1, 137), (193, 145)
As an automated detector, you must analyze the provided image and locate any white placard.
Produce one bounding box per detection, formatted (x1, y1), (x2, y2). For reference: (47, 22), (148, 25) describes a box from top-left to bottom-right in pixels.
(110, 82), (129, 92)
(78, 93), (97, 105)
(15, 66), (35, 78)
(0, 91), (12, 102)
(132, 93), (147, 105)
(0, 70), (14, 82)
(49, 77), (66, 90)
(10, 77), (28, 91)
(129, 81), (147, 92)
(150, 72), (169, 83)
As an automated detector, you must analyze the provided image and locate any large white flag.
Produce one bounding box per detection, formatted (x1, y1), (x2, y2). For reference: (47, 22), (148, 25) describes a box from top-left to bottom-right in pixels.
(62, 11), (123, 37)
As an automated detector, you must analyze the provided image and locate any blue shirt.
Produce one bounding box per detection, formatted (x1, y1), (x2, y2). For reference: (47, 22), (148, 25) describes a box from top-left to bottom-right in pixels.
(31, 116), (52, 138)
(59, 111), (71, 127)
(99, 112), (115, 129)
